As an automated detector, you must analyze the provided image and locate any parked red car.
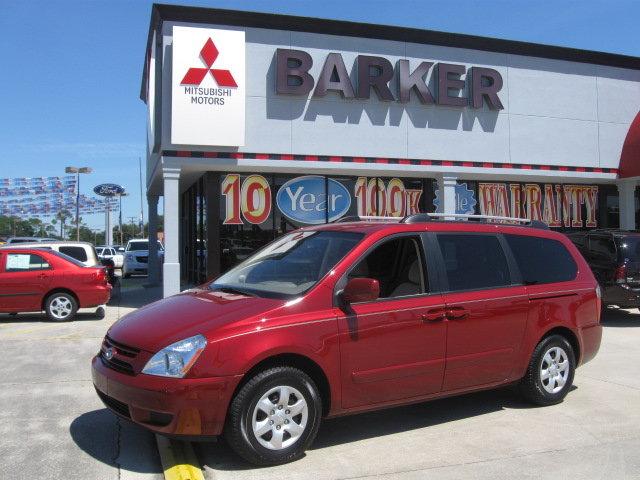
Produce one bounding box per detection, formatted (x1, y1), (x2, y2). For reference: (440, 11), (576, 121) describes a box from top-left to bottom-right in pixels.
(0, 247), (111, 321)
(93, 216), (602, 465)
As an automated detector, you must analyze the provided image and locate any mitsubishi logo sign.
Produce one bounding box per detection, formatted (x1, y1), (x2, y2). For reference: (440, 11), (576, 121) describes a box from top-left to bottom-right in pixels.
(180, 38), (238, 87)
(171, 26), (245, 146)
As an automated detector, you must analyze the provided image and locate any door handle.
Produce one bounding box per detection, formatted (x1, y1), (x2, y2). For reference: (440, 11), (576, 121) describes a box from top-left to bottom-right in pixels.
(421, 310), (446, 322)
(445, 307), (469, 320)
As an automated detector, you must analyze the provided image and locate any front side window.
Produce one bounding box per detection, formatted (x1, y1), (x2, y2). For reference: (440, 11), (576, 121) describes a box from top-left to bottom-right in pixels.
(5, 253), (50, 272)
(437, 234), (510, 292)
(211, 230), (363, 298)
(58, 246), (88, 262)
(348, 236), (426, 299)
(505, 235), (577, 285)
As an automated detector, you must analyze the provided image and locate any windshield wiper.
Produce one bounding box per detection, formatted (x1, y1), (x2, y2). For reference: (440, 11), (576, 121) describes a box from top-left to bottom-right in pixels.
(212, 286), (256, 297)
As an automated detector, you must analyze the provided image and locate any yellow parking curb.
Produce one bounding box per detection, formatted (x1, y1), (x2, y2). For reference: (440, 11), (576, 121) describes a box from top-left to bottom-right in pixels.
(156, 435), (205, 480)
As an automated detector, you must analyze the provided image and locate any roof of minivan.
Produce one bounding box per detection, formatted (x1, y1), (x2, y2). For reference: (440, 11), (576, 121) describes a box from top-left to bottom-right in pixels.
(305, 220), (556, 237)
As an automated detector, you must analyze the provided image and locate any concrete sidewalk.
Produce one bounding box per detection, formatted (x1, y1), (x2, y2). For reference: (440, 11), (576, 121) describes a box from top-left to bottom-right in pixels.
(0, 279), (163, 480)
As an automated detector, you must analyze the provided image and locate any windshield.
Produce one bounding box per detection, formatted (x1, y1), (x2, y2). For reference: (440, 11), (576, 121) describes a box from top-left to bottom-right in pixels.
(210, 230), (363, 298)
(126, 241), (163, 251)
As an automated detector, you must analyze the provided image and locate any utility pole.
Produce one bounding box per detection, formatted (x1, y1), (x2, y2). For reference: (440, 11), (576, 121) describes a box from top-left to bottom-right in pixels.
(128, 216), (137, 240)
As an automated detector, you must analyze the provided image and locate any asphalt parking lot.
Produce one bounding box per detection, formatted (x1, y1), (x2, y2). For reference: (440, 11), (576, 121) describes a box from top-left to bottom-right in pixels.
(1, 280), (640, 480)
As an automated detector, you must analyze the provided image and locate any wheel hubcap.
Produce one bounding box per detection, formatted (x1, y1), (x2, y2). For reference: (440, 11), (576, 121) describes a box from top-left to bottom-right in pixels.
(50, 297), (72, 319)
(251, 385), (308, 450)
(540, 346), (569, 394)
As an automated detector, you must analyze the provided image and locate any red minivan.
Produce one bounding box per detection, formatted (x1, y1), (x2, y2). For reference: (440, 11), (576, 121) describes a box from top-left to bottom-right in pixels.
(92, 216), (602, 465)
(0, 248), (111, 321)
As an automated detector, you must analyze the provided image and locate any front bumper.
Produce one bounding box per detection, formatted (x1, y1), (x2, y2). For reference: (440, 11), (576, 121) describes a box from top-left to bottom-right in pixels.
(92, 355), (243, 436)
(124, 260), (148, 274)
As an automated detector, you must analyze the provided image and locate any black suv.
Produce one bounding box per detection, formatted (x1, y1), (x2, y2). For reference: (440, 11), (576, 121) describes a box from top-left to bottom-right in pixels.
(568, 230), (640, 308)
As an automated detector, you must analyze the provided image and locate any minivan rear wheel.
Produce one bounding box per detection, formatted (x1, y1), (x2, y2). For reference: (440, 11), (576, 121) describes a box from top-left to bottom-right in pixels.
(224, 366), (322, 466)
(520, 334), (575, 406)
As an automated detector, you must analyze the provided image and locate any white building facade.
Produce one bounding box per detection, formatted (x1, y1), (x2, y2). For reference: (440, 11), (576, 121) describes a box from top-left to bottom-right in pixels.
(141, 5), (640, 297)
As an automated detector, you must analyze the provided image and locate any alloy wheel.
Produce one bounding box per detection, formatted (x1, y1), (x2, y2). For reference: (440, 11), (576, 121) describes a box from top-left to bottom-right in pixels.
(50, 296), (73, 320)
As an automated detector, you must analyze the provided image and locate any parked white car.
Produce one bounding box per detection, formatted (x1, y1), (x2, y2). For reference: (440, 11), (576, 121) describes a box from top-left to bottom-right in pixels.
(8, 241), (100, 267)
(122, 239), (164, 278)
(96, 246), (124, 268)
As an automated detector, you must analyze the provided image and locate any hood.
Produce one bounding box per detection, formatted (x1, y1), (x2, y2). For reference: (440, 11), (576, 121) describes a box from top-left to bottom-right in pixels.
(107, 288), (284, 352)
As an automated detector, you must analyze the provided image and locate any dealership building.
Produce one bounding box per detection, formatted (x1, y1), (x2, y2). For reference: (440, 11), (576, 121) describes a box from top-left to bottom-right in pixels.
(141, 4), (640, 297)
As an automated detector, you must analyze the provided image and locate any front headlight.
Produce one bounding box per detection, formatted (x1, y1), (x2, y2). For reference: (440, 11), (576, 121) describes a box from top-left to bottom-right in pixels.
(142, 334), (207, 378)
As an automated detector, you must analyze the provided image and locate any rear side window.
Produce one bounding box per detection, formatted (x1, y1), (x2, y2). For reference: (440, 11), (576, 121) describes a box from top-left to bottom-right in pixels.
(436, 234), (510, 291)
(5, 253), (50, 271)
(58, 246), (88, 262)
(505, 235), (577, 285)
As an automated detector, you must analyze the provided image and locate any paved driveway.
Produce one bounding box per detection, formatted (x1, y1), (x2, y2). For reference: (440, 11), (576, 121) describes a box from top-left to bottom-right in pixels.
(0, 278), (163, 480)
(1, 287), (639, 480)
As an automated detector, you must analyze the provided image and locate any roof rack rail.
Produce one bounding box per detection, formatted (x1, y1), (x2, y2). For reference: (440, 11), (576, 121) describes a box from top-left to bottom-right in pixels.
(402, 213), (549, 229)
(335, 213), (549, 229)
(335, 215), (402, 223)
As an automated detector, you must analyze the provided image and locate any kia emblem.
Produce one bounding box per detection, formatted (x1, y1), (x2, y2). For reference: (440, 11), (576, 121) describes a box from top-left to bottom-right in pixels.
(104, 347), (115, 360)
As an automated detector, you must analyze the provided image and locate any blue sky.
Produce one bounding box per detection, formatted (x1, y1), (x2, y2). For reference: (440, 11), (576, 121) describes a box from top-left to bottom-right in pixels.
(0, 0), (637, 230)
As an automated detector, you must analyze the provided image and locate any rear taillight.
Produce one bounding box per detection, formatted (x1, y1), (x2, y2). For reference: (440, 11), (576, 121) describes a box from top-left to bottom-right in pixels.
(614, 265), (627, 284)
(93, 268), (107, 284)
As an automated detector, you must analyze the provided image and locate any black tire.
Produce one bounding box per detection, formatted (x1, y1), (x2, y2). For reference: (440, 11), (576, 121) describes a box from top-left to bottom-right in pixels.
(224, 366), (322, 466)
(95, 306), (106, 319)
(44, 292), (78, 322)
(520, 334), (575, 406)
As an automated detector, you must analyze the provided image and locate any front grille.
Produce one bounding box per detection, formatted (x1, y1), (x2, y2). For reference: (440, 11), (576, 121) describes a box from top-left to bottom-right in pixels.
(96, 388), (131, 419)
(100, 336), (139, 375)
(105, 336), (140, 357)
(136, 255), (148, 264)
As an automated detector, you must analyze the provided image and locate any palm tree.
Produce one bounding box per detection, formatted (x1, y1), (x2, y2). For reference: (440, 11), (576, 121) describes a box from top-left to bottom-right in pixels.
(54, 209), (72, 239)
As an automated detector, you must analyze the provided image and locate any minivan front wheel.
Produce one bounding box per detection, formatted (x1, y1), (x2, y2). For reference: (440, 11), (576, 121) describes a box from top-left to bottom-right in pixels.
(520, 334), (575, 406)
(225, 366), (322, 465)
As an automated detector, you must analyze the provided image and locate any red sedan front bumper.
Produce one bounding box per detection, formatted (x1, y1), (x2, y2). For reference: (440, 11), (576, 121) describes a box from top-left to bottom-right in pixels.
(91, 355), (243, 437)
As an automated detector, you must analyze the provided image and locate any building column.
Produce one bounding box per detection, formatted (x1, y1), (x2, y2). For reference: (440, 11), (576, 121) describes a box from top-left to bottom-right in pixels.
(617, 180), (637, 230)
(436, 175), (458, 219)
(105, 208), (113, 245)
(163, 167), (181, 297)
(147, 194), (160, 286)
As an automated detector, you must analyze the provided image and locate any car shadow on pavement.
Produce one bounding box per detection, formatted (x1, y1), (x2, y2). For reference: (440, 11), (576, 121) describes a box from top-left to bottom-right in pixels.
(70, 409), (162, 475)
(0, 312), (104, 323)
(601, 307), (640, 327)
(196, 386), (545, 471)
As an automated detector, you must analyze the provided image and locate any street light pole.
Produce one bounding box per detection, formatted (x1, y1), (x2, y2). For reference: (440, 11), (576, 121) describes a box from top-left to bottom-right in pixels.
(65, 166), (93, 241)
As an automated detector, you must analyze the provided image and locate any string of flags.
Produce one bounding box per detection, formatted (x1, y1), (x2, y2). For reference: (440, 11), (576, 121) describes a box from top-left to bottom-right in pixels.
(0, 176), (119, 218)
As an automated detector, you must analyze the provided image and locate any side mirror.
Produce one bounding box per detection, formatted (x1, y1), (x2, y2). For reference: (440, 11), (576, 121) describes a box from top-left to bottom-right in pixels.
(341, 277), (380, 304)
